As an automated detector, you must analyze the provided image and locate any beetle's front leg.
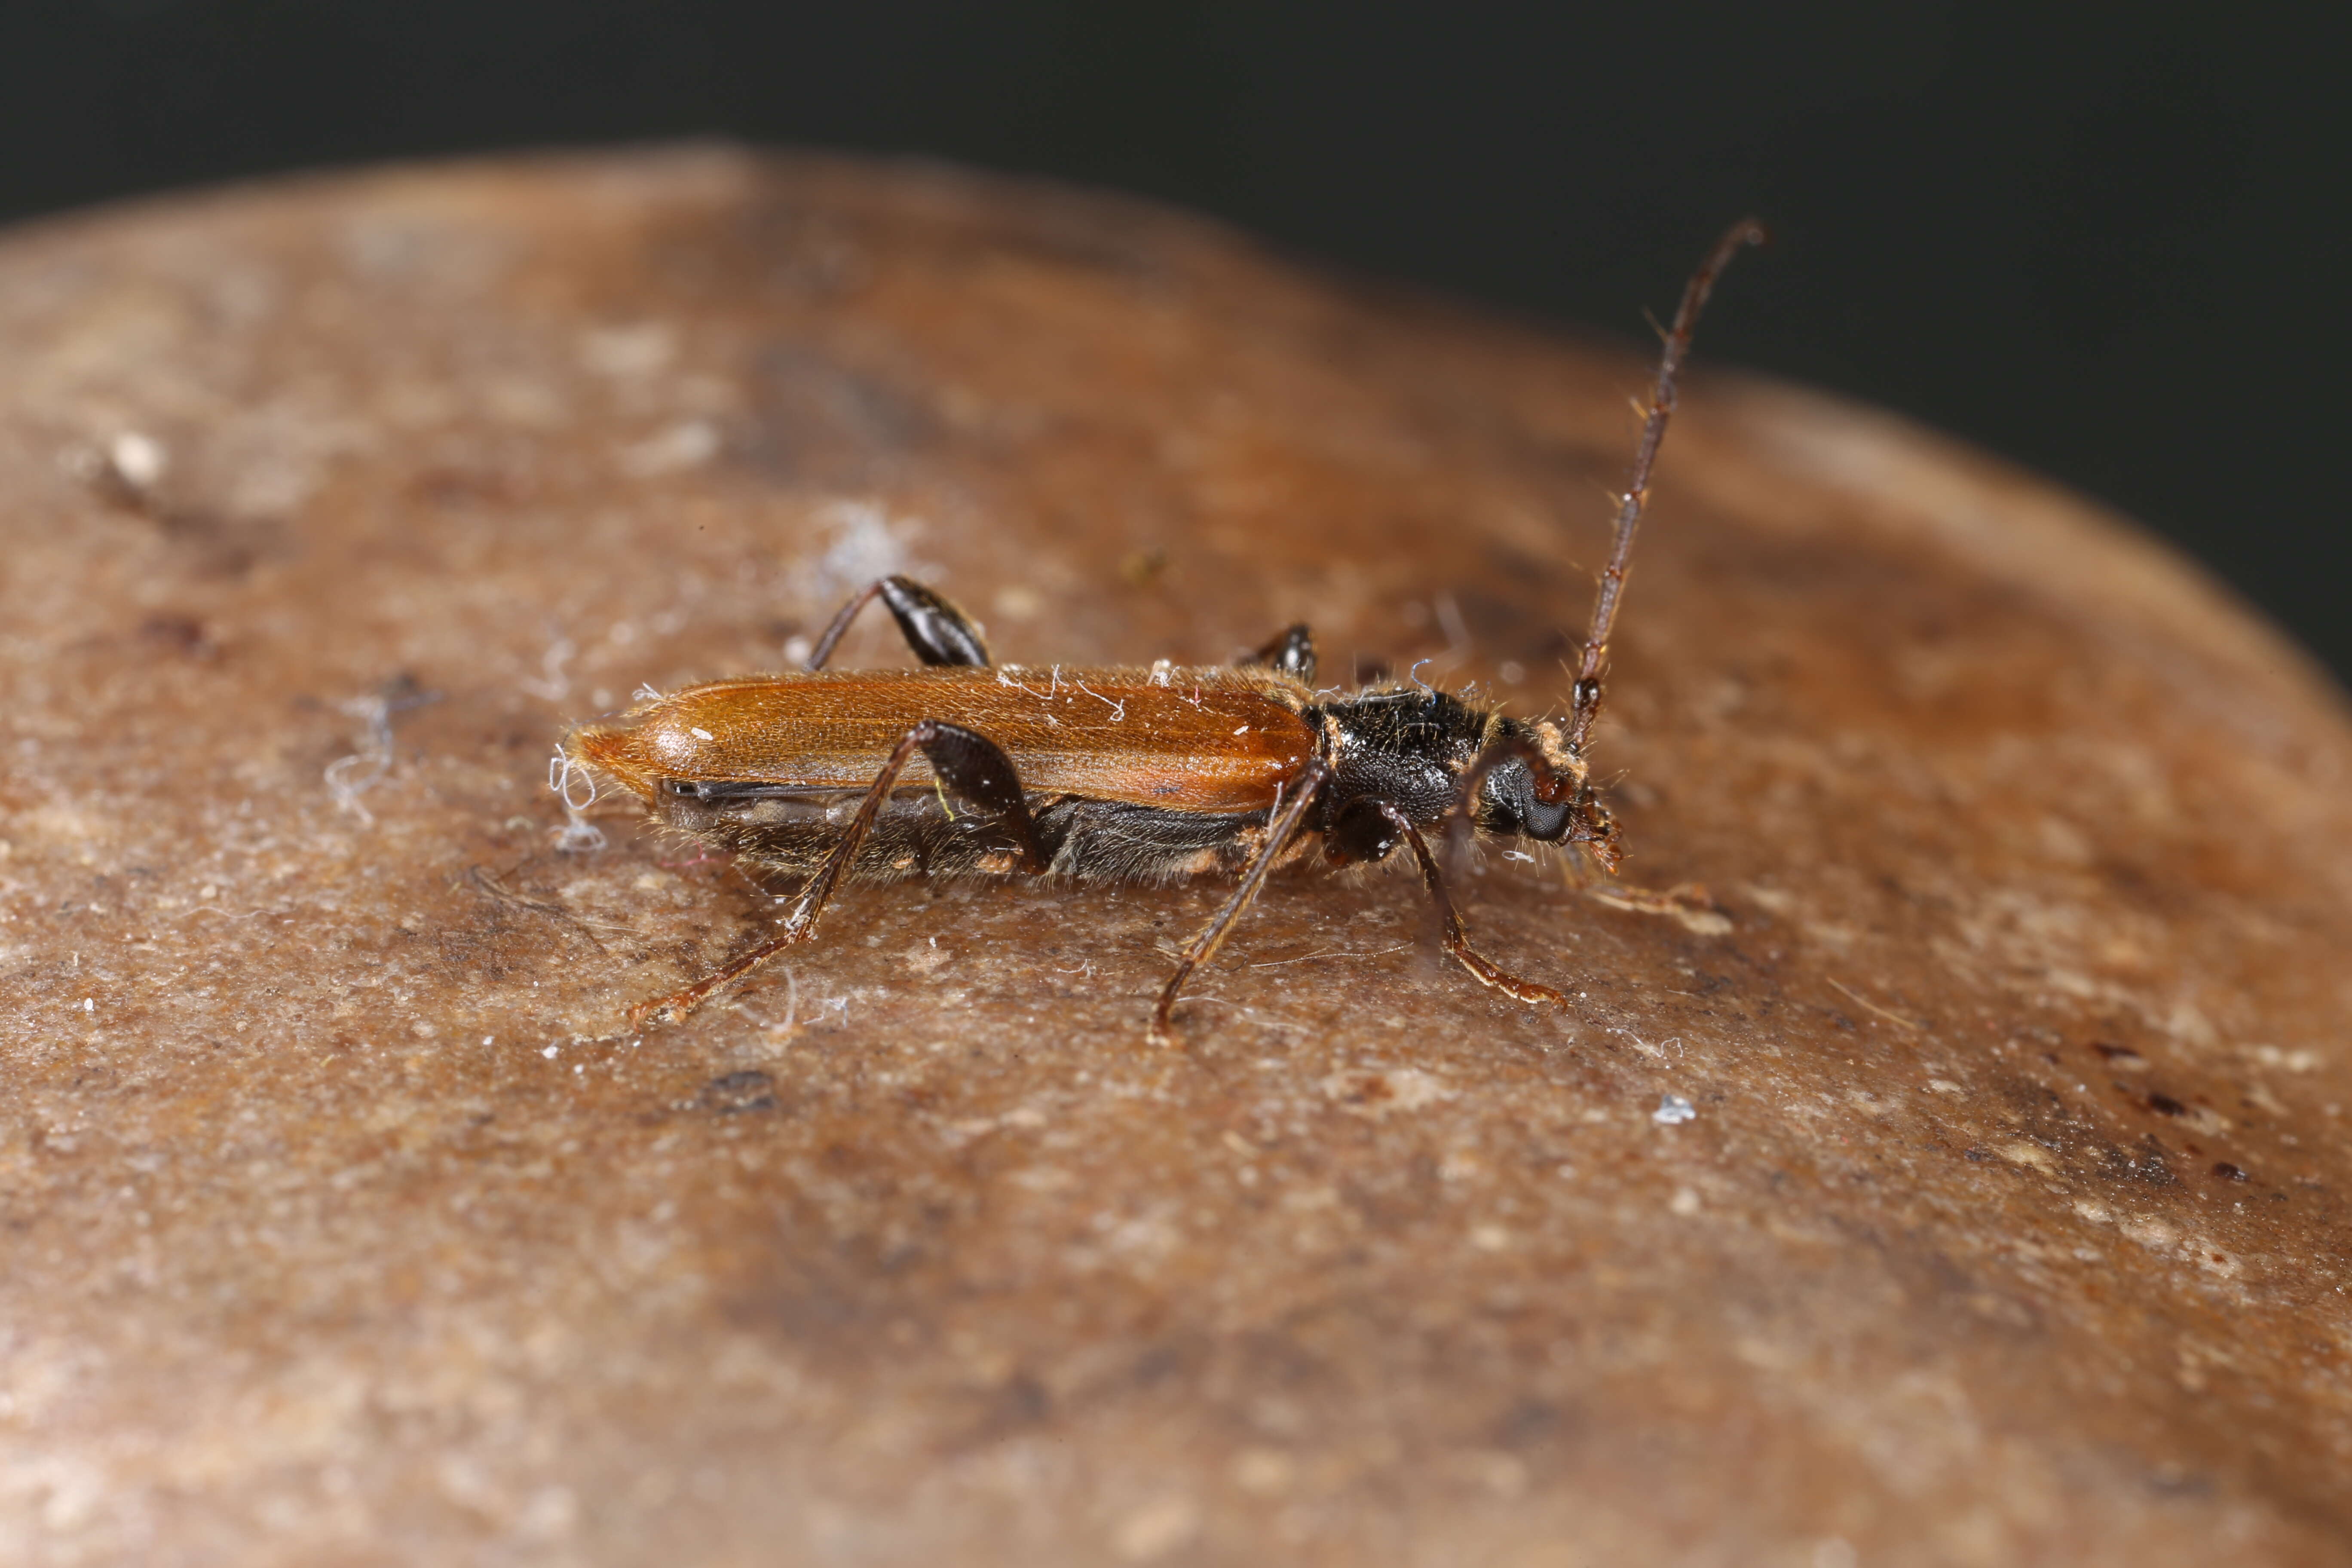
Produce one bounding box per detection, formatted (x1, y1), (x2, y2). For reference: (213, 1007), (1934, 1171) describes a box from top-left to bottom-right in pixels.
(1579, 875), (1730, 932)
(1373, 802), (1565, 1007)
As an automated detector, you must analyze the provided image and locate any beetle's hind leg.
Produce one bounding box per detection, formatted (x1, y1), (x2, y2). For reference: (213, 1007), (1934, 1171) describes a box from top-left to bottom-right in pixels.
(1238, 623), (1315, 683)
(805, 576), (992, 670)
(628, 720), (1044, 1031)
(1378, 803), (1566, 1007)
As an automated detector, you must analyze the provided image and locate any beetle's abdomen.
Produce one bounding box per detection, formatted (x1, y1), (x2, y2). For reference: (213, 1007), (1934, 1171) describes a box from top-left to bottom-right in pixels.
(650, 789), (1280, 886)
(567, 665), (1316, 815)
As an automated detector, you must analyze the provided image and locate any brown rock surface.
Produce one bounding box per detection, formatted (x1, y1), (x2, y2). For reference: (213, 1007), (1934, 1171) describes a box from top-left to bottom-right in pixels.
(3, 146), (2350, 1565)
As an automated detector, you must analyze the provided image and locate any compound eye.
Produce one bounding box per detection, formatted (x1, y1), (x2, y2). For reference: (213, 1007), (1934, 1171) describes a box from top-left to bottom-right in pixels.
(1516, 793), (1574, 841)
(1482, 759), (1574, 841)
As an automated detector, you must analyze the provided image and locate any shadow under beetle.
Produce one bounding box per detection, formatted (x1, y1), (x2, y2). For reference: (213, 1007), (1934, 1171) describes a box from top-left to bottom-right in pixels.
(560, 220), (1766, 1044)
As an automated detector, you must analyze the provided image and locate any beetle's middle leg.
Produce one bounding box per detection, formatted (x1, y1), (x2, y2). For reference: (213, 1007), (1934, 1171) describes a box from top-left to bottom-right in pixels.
(629, 720), (1043, 1030)
(1148, 760), (1331, 1047)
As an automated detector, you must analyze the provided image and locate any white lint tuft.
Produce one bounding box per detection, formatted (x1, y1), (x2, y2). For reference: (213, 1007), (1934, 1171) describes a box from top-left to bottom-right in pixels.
(548, 750), (606, 852)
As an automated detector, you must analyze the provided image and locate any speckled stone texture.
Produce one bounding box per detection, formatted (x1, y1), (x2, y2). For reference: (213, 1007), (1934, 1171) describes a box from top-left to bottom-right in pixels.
(3, 147), (2350, 1567)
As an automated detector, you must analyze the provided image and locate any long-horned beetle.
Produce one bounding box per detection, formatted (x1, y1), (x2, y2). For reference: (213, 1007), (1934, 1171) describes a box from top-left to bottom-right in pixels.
(560, 220), (1765, 1043)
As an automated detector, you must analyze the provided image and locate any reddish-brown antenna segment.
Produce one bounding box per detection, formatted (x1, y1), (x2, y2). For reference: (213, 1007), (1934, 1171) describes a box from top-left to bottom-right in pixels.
(1562, 217), (1768, 757)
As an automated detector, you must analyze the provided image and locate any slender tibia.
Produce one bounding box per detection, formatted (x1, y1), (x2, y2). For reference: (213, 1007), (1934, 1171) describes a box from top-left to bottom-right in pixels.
(628, 720), (1043, 1030)
(1148, 761), (1333, 1047)
(1380, 804), (1566, 1006)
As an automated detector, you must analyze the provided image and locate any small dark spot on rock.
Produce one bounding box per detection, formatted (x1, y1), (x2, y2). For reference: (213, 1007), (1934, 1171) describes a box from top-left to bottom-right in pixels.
(1129, 1345), (1190, 1387)
(139, 613), (217, 658)
(2092, 1041), (2148, 1068)
(2145, 1091), (2187, 1116)
(699, 1070), (778, 1115)
(2147, 1463), (2212, 1498)
(1119, 547), (1168, 587)
(2211, 1161), (2248, 1182)
(1495, 1398), (1567, 1449)
(1963, 1146), (1988, 1162)
(988, 1372), (1050, 1427)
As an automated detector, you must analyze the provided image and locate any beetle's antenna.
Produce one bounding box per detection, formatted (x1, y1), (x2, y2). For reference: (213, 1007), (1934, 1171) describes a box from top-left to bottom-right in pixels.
(1563, 218), (1767, 758)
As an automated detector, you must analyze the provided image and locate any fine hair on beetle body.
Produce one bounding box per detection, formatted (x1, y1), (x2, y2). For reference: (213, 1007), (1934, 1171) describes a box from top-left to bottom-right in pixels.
(557, 220), (1766, 1044)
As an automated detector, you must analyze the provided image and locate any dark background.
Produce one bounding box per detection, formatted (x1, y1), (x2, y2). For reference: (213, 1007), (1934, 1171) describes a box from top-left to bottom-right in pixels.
(3, 1), (2344, 684)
